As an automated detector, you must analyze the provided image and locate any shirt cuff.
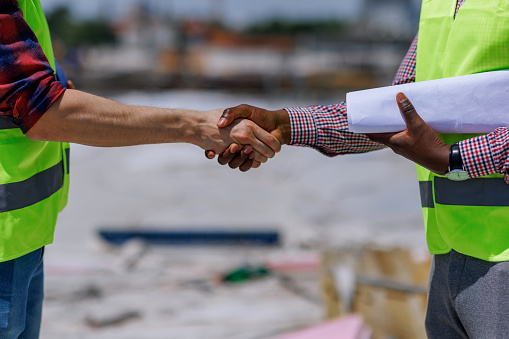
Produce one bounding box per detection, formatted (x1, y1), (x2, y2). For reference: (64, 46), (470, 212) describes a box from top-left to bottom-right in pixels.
(285, 106), (318, 147)
(459, 136), (497, 179)
(17, 80), (66, 133)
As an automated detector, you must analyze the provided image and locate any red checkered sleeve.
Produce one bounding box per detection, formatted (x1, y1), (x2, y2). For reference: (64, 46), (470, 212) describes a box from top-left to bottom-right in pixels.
(286, 34), (418, 157)
(0, 1), (65, 133)
(444, 0), (509, 183)
(460, 129), (509, 183)
(285, 102), (386, 157)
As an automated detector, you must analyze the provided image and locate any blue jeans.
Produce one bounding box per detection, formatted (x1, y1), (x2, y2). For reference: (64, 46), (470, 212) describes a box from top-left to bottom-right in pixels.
(0, 248), (44, 339)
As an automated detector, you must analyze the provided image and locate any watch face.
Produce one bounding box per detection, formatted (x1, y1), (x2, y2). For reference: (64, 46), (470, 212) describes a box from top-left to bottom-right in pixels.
(446, 170), (469, 181)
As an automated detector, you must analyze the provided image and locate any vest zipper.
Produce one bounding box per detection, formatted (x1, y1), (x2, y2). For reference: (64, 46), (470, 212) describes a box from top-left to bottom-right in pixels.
(442, 0), (463, 78)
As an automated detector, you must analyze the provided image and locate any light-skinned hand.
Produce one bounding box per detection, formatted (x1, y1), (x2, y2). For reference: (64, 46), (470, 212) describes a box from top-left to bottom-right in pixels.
(205, 104), (291, 171)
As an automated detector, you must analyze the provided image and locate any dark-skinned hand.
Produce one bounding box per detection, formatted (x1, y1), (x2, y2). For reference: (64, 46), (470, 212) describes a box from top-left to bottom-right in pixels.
(205, 104), (291, 172)
(366, 92), (450, 175)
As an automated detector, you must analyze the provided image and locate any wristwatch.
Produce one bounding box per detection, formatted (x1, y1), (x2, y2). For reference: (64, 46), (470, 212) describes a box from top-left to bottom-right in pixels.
(445, 143), (469, 181)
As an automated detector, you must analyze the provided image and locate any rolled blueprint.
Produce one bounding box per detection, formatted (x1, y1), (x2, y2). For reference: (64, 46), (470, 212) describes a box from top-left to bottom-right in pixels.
(347, 70), (509, 134)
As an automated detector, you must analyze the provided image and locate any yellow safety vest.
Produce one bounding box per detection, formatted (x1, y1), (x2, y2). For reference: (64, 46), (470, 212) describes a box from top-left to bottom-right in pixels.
(416, 0), (509, 261)
(0, 0), (70, 262)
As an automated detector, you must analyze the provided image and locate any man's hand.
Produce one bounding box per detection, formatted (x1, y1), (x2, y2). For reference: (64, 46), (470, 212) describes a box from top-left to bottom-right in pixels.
(205, 104), (291, 171)
(27, 91), (280, 159)
(366, 93), (450, 175)
(196, 109), (282, 164)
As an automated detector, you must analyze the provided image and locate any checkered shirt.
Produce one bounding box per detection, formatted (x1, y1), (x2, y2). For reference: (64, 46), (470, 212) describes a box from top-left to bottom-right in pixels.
(286, 0), (509, 182)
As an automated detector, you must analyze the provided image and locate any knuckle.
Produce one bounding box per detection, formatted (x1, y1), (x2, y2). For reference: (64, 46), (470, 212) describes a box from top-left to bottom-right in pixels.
(243, 120), (256, 129)
(265, 136), (276, 146)
(238, 104), (251, 110)
(236, 134), (251, 143)
(255, 155), (268, 163)
(240, 161), (254, 172)
(401, 101), (415, 113)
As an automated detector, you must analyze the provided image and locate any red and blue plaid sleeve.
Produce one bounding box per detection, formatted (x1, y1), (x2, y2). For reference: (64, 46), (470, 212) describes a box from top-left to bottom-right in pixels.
(286, 34), (418, 156)
(0, 1), (65, 133)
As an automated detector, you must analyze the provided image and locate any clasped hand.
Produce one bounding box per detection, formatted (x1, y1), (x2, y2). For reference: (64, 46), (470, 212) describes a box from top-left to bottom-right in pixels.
(205, 93), (451, 175)
(205, 105), (291, 171)
(198, 108), (284, 170)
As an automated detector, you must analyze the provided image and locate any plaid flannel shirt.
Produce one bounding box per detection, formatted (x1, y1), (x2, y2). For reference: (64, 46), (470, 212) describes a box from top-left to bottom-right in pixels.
(0, 0), (65, 133)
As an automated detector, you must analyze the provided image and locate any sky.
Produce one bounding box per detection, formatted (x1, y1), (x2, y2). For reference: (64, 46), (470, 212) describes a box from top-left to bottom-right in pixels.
(40, 0), (365, 27)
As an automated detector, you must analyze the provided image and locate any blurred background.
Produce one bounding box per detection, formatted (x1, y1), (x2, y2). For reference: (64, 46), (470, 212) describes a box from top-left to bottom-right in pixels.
(39, 1), (430, 338)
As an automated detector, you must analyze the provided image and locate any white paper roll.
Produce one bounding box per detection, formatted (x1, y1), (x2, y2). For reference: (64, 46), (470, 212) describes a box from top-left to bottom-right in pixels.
(347, 70), (509, 134)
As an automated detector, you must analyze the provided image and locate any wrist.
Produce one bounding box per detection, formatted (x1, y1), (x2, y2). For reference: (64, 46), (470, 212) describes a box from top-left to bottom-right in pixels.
(274, 109), (291, 145)
(445, 143), (469, 180)
(188, 109), (229, 151)
(438, 144), (451, 175)
(181, 110), (207, 146)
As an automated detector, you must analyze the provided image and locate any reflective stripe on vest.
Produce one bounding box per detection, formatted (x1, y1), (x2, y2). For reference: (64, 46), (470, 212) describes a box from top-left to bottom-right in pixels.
(0, 1), (70, 262)
(420, 178), (509, 207)
(416, 0), (509, 261)
(0, 161), (64, 213)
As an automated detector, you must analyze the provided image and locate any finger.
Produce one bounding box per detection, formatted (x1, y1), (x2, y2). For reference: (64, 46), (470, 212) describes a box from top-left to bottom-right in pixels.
(253, 126), (282, 154)
(228, 150), (250, 169)
(396, 92), (424, 129)
(66, 80), (75, 89)
(251, 161), (261, 169)
(218, 105), (252, 128)
(230, 144), (240, 153)
(237, 121), (277, 158)
(205, 150), (216, 159)
(251, 150), (268, 164)
(240, 159), (256, 172)
(218, 145), (238, 165)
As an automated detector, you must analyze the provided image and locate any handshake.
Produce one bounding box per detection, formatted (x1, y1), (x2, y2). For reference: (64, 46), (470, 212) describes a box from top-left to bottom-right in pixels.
(201, 105), (292, 172)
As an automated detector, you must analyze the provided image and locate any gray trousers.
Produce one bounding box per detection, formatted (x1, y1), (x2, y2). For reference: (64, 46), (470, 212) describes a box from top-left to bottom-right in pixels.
(426, 250), (509, 339)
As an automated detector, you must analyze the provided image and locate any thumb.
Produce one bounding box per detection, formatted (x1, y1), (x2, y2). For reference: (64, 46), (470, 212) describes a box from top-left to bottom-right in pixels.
(218, 105), (252, 128)
(396, 92), (423, 130)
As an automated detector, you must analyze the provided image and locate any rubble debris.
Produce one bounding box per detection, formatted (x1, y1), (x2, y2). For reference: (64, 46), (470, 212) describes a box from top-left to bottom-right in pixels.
(84, 310), (141, 328)
(115, 239), (148, 271)
(222, 265), (271, 283)
(73, 285), (103, 301)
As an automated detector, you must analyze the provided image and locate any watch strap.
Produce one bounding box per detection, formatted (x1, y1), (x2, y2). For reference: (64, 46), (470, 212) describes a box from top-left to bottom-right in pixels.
(449, 143), (463, 171)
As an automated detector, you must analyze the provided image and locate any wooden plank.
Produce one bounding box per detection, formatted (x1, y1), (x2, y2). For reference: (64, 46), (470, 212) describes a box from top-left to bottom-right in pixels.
(321, 247), (432, 339)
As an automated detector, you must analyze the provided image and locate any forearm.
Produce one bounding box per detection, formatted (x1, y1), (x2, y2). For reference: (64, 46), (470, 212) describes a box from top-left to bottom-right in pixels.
(27, 89), (215, 149)
(286, 102), (386, 157)
(285, 35), (419, 157)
